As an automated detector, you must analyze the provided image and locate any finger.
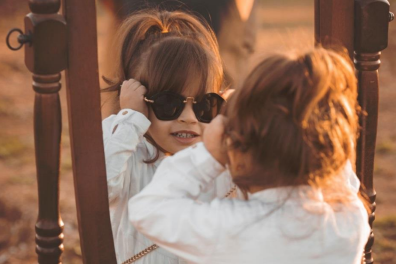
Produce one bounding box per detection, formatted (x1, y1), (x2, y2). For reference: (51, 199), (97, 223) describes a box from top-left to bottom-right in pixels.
(212, 115), (226, 127)
(129, 81), (142, 91)
(121, 80), (136, 91)
(120, 80), (127, 90)
(135, 84), (147, 93)
(221, 89), (235, 100)
(123, 79), (139, 88)
(207, 116), (226, 139)
(121, 82), (142, 95)
(126, 78), (138, 84)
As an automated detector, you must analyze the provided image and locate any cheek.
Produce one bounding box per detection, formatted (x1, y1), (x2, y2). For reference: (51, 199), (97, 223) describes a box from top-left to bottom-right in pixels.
(199, 122), (208, 134)
(227, 150), (238, 174)
(148, 112), (169, 140)
(226, 149), (251, 177)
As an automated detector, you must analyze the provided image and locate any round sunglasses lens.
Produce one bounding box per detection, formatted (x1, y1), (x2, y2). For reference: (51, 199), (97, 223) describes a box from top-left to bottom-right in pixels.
(193, 94), (224, 123)
(152, 94), (183, 120)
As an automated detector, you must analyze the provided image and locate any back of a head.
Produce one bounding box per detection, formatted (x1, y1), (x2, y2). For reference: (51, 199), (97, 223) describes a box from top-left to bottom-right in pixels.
(103, 9), (223, 97)
(225, 47), (359, 202)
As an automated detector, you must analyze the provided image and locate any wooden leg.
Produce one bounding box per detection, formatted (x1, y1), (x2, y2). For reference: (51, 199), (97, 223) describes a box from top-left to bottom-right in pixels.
(33, 74), (64, 264)
(23, 1), (67, 263)
(354, 0), (391, 263)
(355, 52), (380, 264)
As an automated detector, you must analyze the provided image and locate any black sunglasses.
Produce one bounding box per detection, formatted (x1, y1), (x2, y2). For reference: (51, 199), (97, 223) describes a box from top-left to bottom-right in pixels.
(144, 91), (225, 123)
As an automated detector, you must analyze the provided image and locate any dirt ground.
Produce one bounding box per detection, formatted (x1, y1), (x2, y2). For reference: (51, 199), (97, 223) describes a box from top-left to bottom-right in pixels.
(0, 1), (395, 263)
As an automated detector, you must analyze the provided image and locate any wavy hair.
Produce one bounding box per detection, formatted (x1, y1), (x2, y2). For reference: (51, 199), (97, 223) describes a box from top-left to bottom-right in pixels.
(224, 47), (366, 209)
(102, 9), (223, 97)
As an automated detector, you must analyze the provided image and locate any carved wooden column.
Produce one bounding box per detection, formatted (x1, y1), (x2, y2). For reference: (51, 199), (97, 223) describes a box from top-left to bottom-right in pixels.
(354, 0), (391, 263)
(33, 73), (64, 264)
(8, 0), (116, 263)
(25, 0), (67, 263)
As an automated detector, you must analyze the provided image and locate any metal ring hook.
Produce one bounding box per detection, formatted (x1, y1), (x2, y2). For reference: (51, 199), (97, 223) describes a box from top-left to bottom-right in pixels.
(6, 28), (32, 51)
(390, 12), (395, 22)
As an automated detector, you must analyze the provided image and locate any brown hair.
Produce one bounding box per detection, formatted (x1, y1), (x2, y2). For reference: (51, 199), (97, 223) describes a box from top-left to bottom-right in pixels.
(102, 9), (223, 97)
(225, 47), (364, 209)
(102, 9), (224, 162)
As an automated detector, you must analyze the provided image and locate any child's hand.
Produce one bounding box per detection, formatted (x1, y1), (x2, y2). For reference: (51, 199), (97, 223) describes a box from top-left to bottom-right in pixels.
(119, 79), (148, 118)
(220, 89), (235, 100)
(203, 115), (227, 166)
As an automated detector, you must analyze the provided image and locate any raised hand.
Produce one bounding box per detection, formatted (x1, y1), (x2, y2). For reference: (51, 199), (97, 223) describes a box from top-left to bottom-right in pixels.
(119, 79), (148, 118)
(203, 115), (228, 166)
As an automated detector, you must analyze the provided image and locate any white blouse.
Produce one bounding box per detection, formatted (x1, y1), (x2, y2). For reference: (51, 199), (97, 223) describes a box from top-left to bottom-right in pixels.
(103, 109), (236, 264)
(129, 142), (371, 264)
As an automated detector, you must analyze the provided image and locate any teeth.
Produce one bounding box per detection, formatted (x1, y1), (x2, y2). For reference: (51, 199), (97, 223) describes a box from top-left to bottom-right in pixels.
(174, 133), (195, 138)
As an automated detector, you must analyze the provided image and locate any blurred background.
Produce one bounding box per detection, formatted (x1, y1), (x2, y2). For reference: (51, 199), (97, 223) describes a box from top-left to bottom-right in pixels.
(0, 0), (395, 263)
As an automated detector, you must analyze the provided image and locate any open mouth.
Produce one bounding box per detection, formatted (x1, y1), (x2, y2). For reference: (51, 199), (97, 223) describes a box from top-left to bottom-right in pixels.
(171, 131), (199, 139)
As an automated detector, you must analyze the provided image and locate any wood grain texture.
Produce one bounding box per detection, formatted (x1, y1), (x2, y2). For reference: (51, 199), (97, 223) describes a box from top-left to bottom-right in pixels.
(314, 0), (354, 58)
(34, 73), (64, 264)
(62, 0), (117, 263)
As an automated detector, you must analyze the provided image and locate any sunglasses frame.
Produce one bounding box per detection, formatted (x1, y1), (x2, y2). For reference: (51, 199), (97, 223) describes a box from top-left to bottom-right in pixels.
(144, 91), (225, 123)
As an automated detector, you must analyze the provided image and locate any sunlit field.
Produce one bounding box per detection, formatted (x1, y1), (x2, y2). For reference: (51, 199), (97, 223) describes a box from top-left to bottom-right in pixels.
(1, 0), (395, 263)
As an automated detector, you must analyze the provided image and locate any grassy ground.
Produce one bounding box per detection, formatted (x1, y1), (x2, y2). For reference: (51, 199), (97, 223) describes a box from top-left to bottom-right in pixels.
(0, 1), (395, 263)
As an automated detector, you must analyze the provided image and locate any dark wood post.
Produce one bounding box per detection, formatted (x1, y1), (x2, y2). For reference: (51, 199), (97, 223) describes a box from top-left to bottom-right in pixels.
(33, 73), (64, 264)
(62, 0), (117, 263)
(314, 0), (355, 59)
(24, 0), (68, 263)
(354, 1), (391, 263)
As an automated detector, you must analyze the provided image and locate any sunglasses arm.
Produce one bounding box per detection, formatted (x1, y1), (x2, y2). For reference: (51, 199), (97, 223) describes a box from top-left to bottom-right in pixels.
(144, 97), (154, 103)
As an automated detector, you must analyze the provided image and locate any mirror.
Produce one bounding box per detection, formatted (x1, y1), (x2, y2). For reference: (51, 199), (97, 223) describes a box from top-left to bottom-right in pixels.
(0, 0), (316, 263)
(96, 1), (315, 264)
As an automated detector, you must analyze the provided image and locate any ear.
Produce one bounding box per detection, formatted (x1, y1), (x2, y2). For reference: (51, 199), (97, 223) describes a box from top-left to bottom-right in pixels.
(226, 146), (252, 176)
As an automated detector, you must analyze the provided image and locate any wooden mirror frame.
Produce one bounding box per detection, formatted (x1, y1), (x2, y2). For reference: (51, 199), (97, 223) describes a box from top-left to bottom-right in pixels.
(12, 0), (392, 263)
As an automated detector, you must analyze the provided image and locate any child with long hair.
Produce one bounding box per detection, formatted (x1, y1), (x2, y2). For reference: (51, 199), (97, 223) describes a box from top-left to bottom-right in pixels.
(129, 47), (371, 264)
(102, 9), (237, 264)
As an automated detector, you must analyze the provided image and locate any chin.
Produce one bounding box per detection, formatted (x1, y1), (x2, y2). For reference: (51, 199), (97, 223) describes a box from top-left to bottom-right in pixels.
(172, 143), (196, 154)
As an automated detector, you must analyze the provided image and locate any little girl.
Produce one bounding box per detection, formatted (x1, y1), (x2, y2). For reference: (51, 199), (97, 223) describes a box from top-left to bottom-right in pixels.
(129, 47), (371, 264)
(102, 9), (237, 264)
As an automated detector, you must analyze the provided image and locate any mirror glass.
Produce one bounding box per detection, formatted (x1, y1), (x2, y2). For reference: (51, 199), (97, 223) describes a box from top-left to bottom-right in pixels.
(97, 0), (314, 263)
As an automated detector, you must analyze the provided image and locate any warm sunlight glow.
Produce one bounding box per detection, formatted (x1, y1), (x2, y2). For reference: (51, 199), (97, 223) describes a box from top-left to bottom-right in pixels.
(236, 0), (254, 21)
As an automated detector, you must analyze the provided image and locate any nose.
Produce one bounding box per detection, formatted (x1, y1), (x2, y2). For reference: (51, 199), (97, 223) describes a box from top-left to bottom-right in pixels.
(178, 100), (198, 124)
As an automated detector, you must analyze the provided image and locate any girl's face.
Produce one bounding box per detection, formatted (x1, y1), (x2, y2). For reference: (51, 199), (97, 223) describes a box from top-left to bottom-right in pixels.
(147, 80), (209, 154)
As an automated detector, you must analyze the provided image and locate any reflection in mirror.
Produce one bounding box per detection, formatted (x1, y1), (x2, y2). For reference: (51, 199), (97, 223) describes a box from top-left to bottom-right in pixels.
(252, 0), (314, 64)
(97, 5), (247, 263)
(98, 0), (259, 118)
(96, 1), (315, 264)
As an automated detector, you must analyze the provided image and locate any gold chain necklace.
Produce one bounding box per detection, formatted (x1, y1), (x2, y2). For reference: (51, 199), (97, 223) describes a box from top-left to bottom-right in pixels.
(122, 185), (237, 264)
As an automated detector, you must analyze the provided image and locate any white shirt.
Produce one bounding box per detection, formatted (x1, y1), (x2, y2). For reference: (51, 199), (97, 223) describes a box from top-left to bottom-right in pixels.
(129, 142), (371, 264)
(103, 109), (236, 264)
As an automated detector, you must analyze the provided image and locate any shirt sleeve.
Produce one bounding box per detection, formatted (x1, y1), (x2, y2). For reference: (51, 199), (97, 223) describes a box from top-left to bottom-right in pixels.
(128, 142), (229, 263)
(342, 160), (361, 194)
(103, 109), (151, 202)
